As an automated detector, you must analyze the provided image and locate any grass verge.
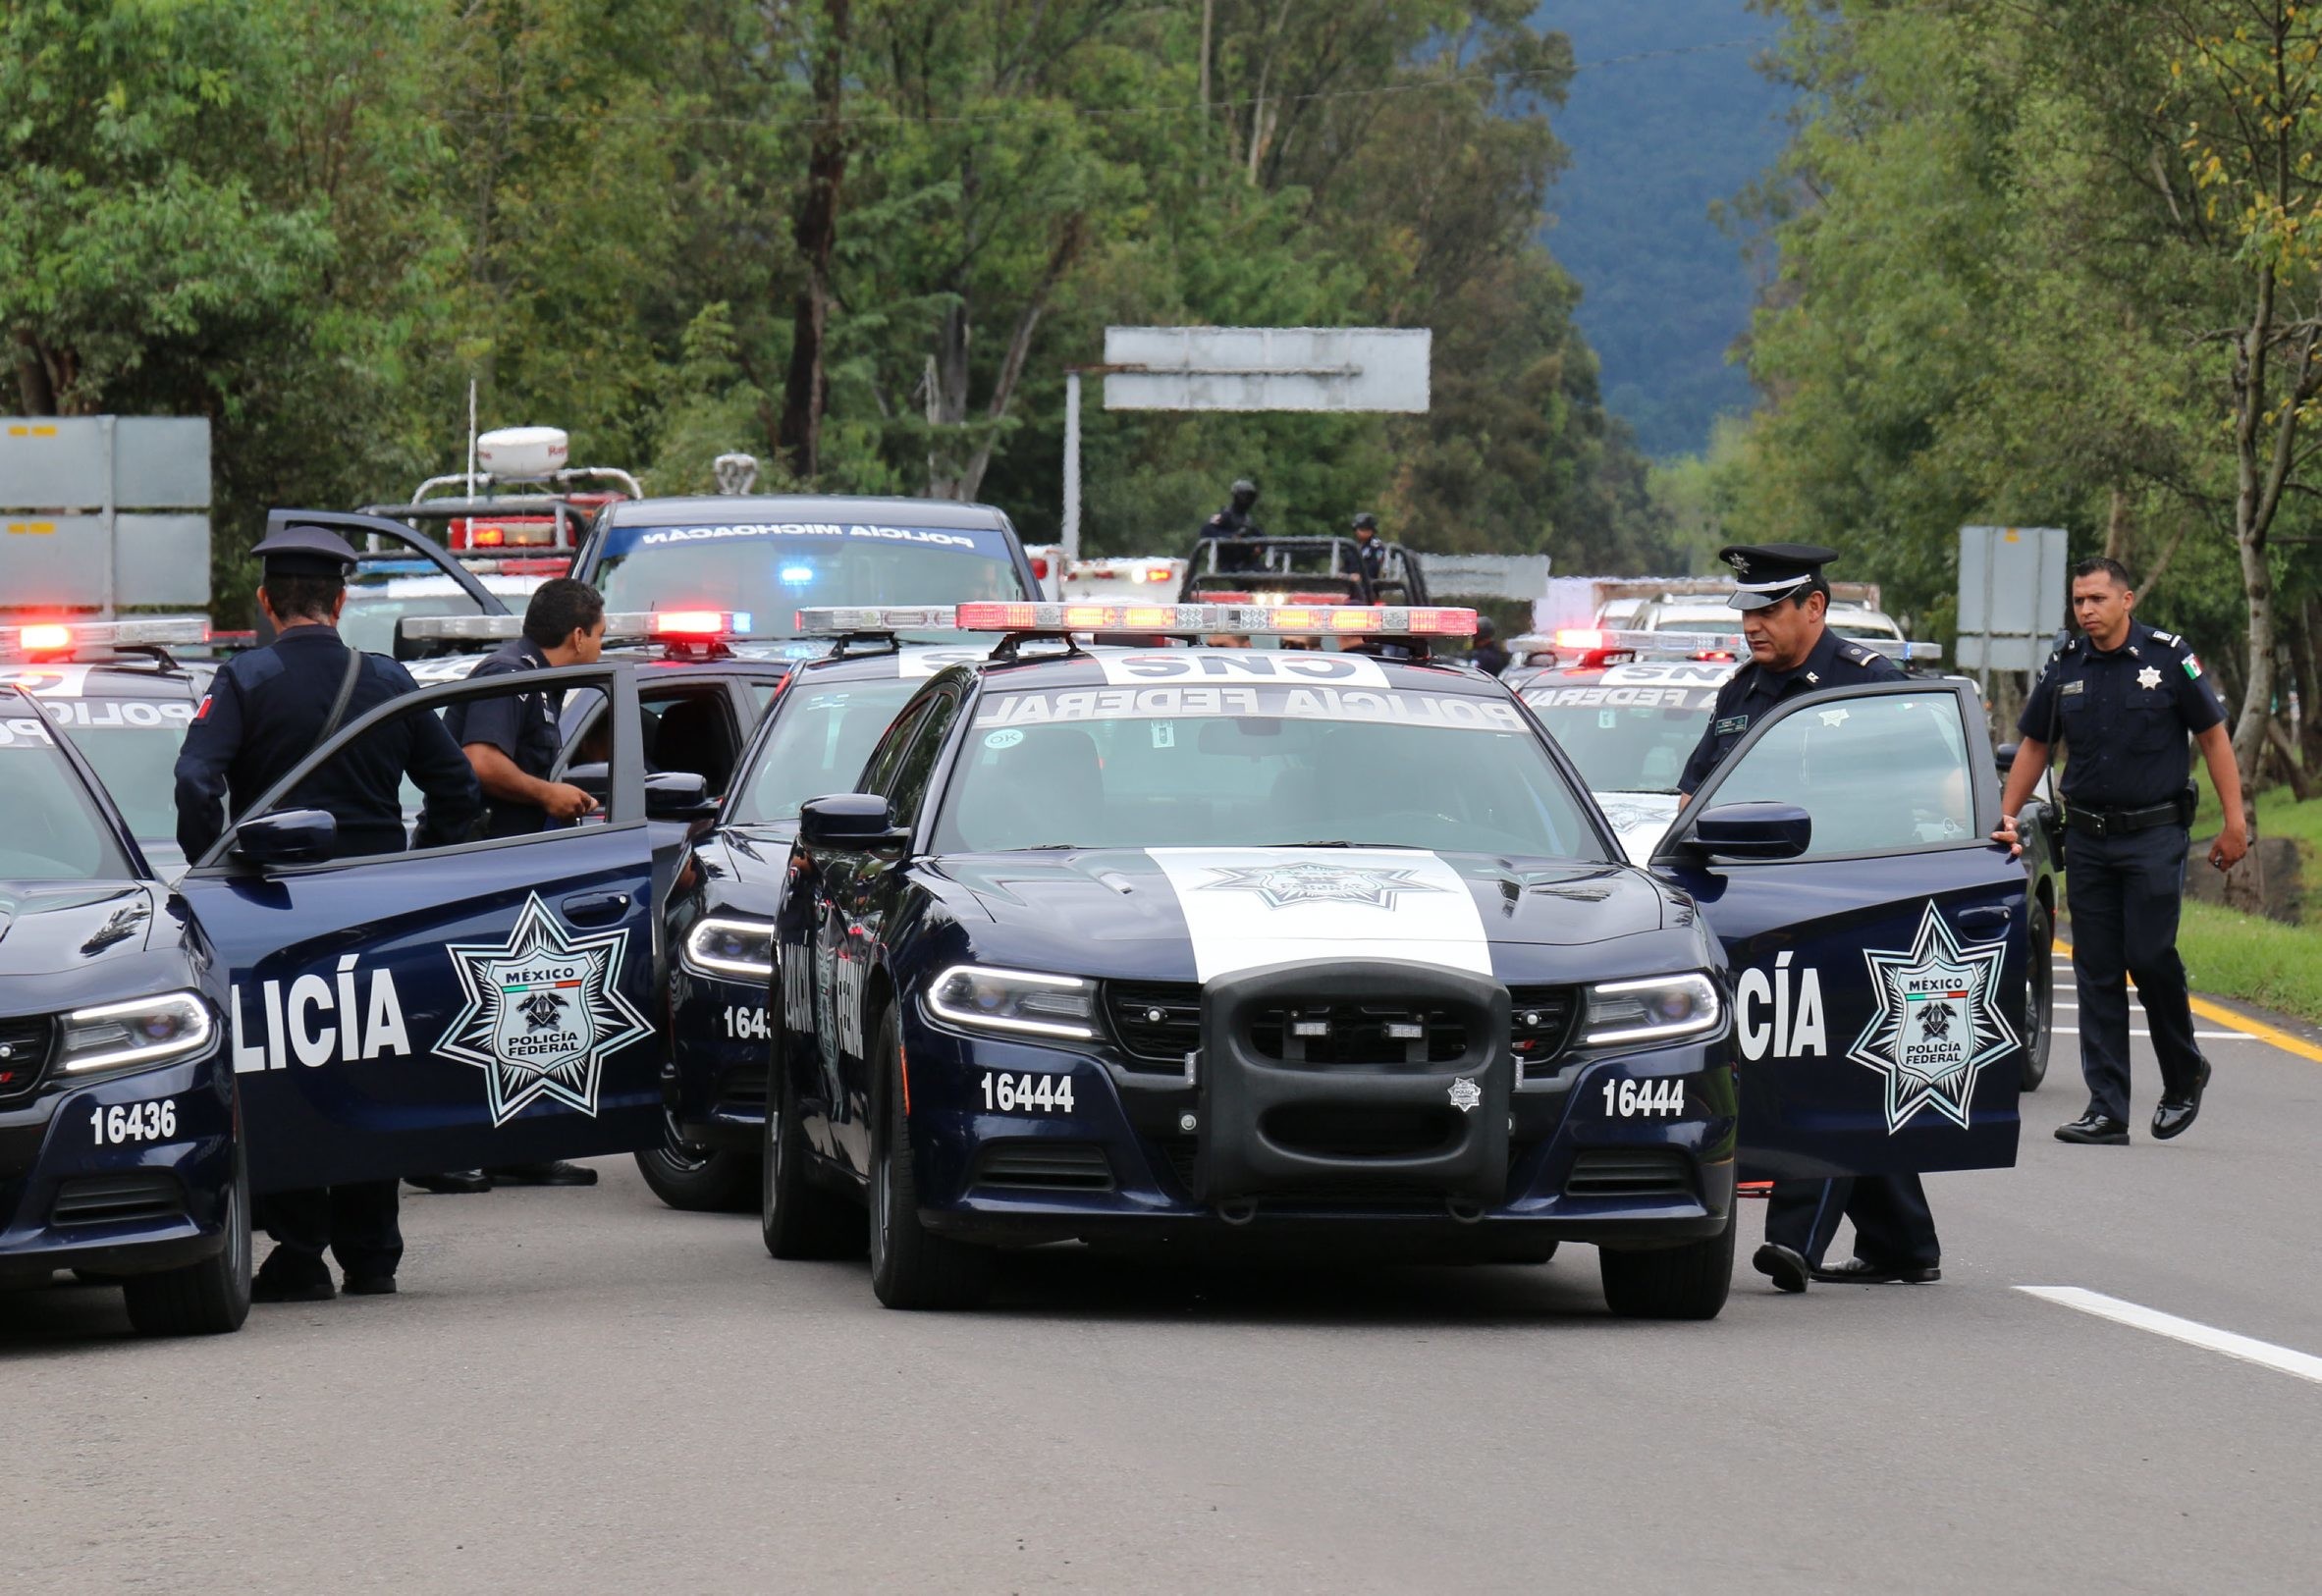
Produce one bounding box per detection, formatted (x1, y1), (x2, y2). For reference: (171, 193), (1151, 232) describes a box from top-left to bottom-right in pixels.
(2176, 901), (2322, 1026)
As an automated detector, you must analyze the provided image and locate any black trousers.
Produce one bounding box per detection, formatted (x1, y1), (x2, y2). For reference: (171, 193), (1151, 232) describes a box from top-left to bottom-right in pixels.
(2065, 824), (2206, 1120)
(1764, 1175), (1939, 1269)
(257, 1181), (403, 1281)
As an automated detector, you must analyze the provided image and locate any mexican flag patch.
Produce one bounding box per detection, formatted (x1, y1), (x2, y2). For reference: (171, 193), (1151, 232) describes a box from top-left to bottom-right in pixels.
(2184, 654), (2203, 680)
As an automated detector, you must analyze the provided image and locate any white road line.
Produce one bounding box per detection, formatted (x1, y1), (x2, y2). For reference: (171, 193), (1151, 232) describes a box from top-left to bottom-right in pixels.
(2051, 1026), (2251, 1039)
(2018, 1288), (2322, 1387)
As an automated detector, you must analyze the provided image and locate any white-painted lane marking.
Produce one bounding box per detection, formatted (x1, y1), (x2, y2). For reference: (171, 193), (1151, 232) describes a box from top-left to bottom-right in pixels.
(2051, 1026), (2251, 1039)
(2019, 1288), (2322, 1387)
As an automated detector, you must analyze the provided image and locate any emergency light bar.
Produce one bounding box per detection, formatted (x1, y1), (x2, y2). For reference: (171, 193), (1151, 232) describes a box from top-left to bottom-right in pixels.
(954, 602), (1478, 638)
(794, 606), (959, 636)
(1556, 628), (1942, 664)
(0, 617), (211, 658)
(399, 610), (754, 644)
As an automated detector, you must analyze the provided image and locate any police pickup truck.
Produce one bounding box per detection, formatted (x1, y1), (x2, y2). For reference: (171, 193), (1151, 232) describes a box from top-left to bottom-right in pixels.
(763, 602), (2033, 1317)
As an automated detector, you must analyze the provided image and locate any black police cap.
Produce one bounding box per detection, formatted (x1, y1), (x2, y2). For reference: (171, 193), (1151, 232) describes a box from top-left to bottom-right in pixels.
(251, 524), (358, 581)
(1231, 478), (1258, 497)
(1351, 511), (1377, 531)
(1717, 542), (1839, 612)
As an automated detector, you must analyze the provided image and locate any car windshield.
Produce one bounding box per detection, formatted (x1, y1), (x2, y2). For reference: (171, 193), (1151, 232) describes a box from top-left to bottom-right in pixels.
(728, 673), (924, 826)
(58, 713), (195, 849)
(594, 519), (1025, 640)
(340, 576), (544, 656)
(1524, 680), (1723, 794)
(936, 683), (1607, 860)
(0, 712), (135, 879)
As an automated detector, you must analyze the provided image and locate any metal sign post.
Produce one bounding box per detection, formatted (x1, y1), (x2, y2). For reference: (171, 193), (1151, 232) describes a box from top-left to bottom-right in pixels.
(1063, 327), (1431, 559)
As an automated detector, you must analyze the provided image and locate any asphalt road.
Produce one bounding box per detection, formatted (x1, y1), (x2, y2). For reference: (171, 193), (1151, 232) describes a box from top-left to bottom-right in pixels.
(8, 966), (2321, 1595)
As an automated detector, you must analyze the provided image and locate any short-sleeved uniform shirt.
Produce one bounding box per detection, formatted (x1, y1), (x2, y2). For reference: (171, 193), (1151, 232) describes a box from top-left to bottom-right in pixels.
(173, 626), (479, 861)
(441, 637), (567, 839)
(2017, 619), (2224, 810)
(1679, 624), (1905, 795)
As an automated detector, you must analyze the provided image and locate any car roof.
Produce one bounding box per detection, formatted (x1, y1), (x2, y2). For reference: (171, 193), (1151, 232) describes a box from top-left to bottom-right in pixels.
(0, 658), (210, 700)
(602, 496), (1015, 531)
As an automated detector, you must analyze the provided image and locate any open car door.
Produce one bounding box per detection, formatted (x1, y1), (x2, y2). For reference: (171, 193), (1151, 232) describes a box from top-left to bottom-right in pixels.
(1653, 677), (2026, 1181)
(177, 665), (668, 1194)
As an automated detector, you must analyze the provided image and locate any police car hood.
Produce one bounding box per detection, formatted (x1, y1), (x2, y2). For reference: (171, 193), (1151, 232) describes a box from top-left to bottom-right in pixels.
(927, 847), (1678, 983)
(0, 882), (183, 995)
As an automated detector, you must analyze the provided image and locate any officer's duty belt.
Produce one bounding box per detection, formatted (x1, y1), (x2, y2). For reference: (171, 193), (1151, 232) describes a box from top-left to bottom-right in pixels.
(2064, 801), (2182, 838)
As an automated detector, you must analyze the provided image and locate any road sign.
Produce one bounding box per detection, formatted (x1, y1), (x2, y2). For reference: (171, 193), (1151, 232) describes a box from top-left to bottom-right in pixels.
(1, 417), (211, 614)
(1957, 525), (2068, 673)
(1101, 327), (1431, 412)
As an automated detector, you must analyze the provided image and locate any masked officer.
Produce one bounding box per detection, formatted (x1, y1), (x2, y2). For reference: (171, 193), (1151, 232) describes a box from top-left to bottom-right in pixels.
(1995, 557), (2246, 1145)
(1676, 543), (1941, 1295)
(1469, 615), (1510, 676)
(1349, 511), (1389, 598)
(1200, 478), (1265, 572)
(174, 522), (481, 1303)
(408, 578), (612, 1196)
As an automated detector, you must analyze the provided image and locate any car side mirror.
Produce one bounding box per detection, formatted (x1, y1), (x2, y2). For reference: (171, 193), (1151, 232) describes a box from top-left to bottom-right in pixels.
(233, 808), (338, 867)
(1995, 741), (2020, 778)
(1685, 801), (1811, 862)
(799, 793), (902, 851)
(645, 771), (718, 822)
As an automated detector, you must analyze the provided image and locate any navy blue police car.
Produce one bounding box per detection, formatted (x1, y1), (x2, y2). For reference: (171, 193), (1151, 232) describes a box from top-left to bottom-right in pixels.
(763, 602), (2033, 1316)
(646, 609), (987, 1210)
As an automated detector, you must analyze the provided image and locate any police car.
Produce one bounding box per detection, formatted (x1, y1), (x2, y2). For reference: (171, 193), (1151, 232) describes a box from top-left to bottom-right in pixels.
(0, 684), (249, 1333)
(764, 602), (2033, 1316)
(643, 609), (986, 1210)
(1520, 630), (2059, 1091)
(0, 619), (215, 877)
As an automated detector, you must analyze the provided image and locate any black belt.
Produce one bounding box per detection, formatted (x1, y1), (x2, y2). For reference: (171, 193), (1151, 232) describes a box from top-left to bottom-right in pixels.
(2064, 801), (2183, 838)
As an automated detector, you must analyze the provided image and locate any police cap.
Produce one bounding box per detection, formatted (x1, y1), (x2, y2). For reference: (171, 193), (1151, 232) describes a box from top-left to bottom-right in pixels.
(251, 524), (358, 581)
(1717, 542), (1839, 611)
(1231, 478), (1258, 498)
(1351, 511), (1377, 532)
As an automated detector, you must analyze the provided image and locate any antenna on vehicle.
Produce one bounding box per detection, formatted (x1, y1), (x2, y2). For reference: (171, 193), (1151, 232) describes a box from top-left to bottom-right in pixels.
(464, 378), (479, 498)
(713, 452), (760, 495)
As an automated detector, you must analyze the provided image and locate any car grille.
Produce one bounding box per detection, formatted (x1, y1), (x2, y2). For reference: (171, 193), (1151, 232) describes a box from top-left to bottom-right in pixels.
(1105, 982), (1200, 1073)
(1250, 1002), (1469, 1067)
(1562, 1150), (1693, 1200)
(0, 1015), (53, 1105)
(971, 1141), (1114, 1193)
(1508, 986), (1579, 1081)
(51, 1172), (185, 1228)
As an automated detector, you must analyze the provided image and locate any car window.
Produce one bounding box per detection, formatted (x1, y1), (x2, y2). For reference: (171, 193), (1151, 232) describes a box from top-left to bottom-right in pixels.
(858, 698), (932, 801)
(1705, 690), (1974, 857)
(44, 699), (198, 849)
(884, 691), (960, 828)
(0, 713), (135, 879)
(639, 686), (738, 796)
(1525, 683), (1721, 794)
(935, 685), (1605, 860)
(729, 674), (923, 826)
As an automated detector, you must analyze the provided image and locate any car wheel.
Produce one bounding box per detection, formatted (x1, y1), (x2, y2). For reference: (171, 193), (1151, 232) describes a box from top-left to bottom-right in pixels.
(634, 1109), (758, 1213)
(867, 1010), (991, 1310)
(761, 1039), (867, 1260)
(2021, 900), (2054, 1091)
(122, 1152), (252, 1337)
(1597, 1206), (1735, 1320)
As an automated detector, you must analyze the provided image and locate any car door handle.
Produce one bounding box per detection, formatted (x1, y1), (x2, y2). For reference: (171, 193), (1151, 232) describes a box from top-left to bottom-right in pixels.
(1956, 906), (2011, 929)
(562, 891), (631, 926)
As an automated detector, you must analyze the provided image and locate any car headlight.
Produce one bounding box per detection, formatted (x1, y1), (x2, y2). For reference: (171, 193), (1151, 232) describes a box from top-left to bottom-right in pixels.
(926, 965), (1096, 1040)
(59, 990), (215, 1078)
(683, 916), (777, 981)
(1581, 973), (1722, 1047)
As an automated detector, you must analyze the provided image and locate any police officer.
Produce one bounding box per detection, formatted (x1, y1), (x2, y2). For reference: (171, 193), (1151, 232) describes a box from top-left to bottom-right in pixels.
(408, 578), (612, 1195)
(1468, 615), (1510, 676)
(1996, 557), (2246, 1144)
(1676, 543), (1942, 1294)
(1349, 511), (1389, 599)
(174, 523), (480, 1303)
(1200, 478), (1265, 573)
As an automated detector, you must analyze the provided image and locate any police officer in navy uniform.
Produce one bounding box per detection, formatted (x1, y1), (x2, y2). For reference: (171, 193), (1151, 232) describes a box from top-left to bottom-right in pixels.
(1996, 556), (2247, 1144)
(407, 578), (611, 1196)
(174, 523), (480, 1303)
(1200, 478), (1265, 573)
(1349, 511), (1389, 599)
(1677, 544), (1943, 1294)
(1468, 615), (1510, 677)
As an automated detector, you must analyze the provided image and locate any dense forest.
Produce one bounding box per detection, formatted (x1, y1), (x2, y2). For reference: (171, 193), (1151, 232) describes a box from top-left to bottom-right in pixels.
(1, 0), (1686, 598)
(1717, 0), (2322, 800)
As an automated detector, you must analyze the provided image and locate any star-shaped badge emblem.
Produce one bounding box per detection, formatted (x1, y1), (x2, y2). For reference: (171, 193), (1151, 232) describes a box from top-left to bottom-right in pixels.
(2136, 665), (2162, 690)
(1848, 902), (2018, 1133)
(1199, 861), (1444, 911)
(436, 893), (654, 1127)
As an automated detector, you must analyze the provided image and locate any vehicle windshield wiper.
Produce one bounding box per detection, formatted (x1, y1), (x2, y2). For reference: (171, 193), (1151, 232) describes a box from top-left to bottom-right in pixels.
(1272, 840), (1418, 849)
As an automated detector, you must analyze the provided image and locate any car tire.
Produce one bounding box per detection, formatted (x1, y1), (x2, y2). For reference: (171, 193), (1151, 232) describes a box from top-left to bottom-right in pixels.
(1597, 1205), (1734, 1320)
(2021, 900), (2054, 1091)
(761, 1039), (867, 1260)
(867, 1011), (991, 1310)
(122, 1152), (251, 1337)
(635, 1111), (758, 1213)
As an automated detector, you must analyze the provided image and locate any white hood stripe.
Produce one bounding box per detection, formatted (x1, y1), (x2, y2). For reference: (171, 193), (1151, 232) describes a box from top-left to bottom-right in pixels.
(1144, 847), (1492, 982)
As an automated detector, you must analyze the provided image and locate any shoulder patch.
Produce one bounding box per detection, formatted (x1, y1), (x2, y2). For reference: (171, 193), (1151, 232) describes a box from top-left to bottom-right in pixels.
(1838, 643), (1877, 666)
(2148, 629), (2181, 646)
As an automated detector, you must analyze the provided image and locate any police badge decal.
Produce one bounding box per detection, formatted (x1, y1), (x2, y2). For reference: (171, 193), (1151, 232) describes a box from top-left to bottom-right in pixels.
(1849, 901), (2018, 1133)
(437, 894), (655, 1127)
